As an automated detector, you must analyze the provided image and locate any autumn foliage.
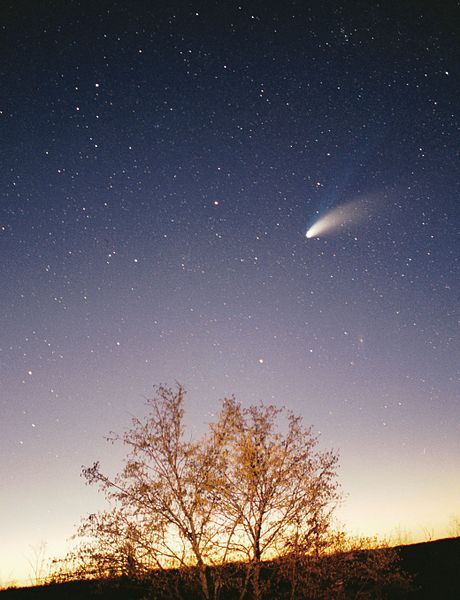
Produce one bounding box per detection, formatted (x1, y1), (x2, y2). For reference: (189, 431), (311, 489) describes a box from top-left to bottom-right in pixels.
(50, 384), (410, 599)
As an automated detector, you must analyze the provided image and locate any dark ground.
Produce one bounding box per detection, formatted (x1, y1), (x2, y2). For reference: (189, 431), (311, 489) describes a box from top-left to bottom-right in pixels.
(1, 537), (459, 599)
(396, 537), (460, 599)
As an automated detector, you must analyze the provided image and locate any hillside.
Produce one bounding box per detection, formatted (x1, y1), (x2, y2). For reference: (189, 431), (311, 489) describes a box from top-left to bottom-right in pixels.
(1, 537), (459, 599)
(397, 536), (460, 598)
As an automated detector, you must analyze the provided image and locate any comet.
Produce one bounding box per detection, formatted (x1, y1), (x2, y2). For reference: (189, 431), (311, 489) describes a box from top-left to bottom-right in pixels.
(306, 199), (367, 238)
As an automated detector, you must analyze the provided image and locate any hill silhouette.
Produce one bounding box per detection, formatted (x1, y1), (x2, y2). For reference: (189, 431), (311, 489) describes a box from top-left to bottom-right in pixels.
(397, 536), (460, 599)
(1, 537), (459, 599)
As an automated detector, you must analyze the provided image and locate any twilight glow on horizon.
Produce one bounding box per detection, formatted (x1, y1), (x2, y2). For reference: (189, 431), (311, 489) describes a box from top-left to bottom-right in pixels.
(1, 1), (459, 586)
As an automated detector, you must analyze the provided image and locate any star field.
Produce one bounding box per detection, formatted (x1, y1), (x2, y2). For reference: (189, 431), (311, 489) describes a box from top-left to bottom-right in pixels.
(0, 0), (458, 585)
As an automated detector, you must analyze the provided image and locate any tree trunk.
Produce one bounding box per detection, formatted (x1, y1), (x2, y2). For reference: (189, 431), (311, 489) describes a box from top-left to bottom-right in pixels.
(252, 541), (262, 600)
(197, 562), (215, 600)
(198, 563), (210, 600)
(253, 560), (261, 600)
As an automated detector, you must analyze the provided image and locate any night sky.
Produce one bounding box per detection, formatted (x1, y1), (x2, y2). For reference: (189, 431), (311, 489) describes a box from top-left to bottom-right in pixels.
(1, 0), (458, 585)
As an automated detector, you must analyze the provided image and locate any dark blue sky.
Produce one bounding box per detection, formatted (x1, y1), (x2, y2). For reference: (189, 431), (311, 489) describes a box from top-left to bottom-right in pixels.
(0, 0), (458, 584)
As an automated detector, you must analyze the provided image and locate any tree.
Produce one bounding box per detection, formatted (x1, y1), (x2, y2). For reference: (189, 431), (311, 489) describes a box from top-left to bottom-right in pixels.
(57, 384), (409, 599)
(79, 384), (224, 600)
(25, 541), (48, 586)
(209, 398), (340, 600)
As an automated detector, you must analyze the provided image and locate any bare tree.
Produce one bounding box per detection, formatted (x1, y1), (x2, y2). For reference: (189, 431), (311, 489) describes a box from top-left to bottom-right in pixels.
(450, 516), (460, 538)
(25, 541), (48, 586)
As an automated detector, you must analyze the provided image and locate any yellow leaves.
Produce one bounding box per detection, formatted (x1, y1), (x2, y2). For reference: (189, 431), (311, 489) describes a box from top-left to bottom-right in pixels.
(75, 384), (343, 597)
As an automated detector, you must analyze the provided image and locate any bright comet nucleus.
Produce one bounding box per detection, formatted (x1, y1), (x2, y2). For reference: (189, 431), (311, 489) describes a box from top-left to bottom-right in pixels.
(306, 223), (321, 238)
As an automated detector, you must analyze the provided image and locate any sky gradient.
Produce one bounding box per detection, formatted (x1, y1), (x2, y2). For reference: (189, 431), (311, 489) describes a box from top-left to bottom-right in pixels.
(1, 0), (459, 586)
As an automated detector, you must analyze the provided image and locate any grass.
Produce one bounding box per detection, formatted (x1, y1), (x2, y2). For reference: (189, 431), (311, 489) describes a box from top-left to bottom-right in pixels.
(1, 537), (459, 599)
